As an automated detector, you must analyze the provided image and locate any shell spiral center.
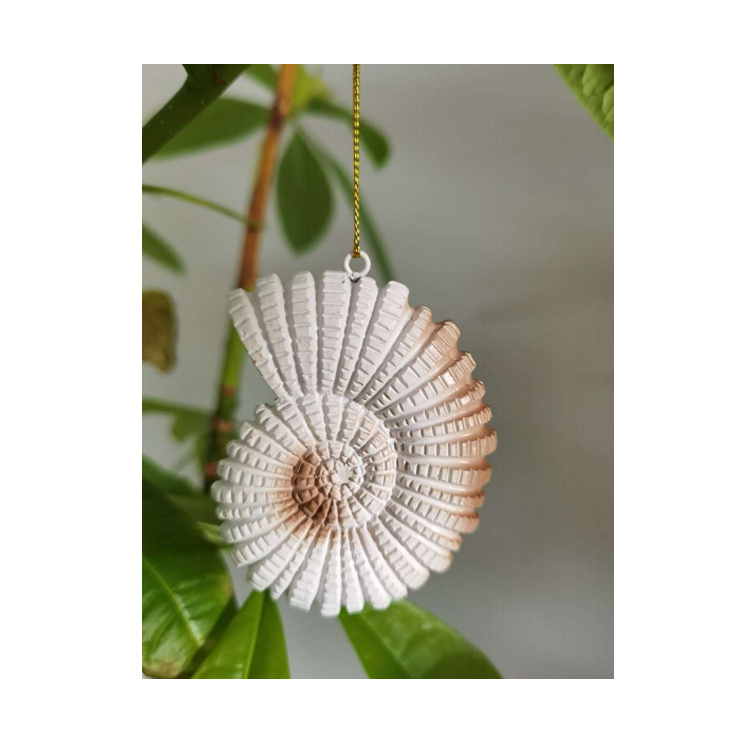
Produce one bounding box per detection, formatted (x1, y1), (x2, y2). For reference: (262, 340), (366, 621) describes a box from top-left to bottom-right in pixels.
(289, 401), (397, 529)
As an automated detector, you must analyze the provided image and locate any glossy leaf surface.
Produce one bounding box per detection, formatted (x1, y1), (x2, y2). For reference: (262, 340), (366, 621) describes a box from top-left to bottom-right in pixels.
(193, 591), (290, 678)
(142, 480), (232, 677)
(340, 600), (501, 679)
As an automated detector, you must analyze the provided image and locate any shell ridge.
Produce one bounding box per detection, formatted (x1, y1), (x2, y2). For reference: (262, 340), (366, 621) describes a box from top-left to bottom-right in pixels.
(333, 277), (378, 395)
(317, 272), (351, 394)
(255, 276), (303, 397)
(340, 530), (366, 613)
(381, 509), (456, 571)
(289, 527), (333, 610)
(270, 523), (321, 599)
(367, 517), (430, 588)
(348, 529), (392, 608)
(351, 305), (434, 406)
(254, 404), (308, 455)
(282, 273), (312, 398)
(230, 511), (306, 566)
(363, 321), (462, 413)
(357, 526), (408, 598)
(374, 351), (477, 420)
(289, 273), (318, 394)
(249, 518), (314, 591)
(272, 399), (317, 451)
(356, 311), (439, 407)
(384, 382), (487, 432)
(318, 527), (343, 616)
(345, 282), (412, 401)
(228, 289), (290, 399)
(237, 420), (299, 464)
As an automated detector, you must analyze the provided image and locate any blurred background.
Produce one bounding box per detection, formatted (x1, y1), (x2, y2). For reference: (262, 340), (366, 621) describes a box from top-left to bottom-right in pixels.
(142, 64), (613, 679)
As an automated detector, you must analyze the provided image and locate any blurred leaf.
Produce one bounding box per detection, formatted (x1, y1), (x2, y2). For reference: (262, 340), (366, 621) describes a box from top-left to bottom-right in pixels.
(277, 131), (333, 252)
(291, 67), (329, 114)
(245, 64), (277, 90)
(142, 224), (184, 273)
(339, 600), (501, 679)
(142, 398), (210, 442)
(555, 64), (614, 139)
(142, 479), (232, 678)
(143, 64), (248, 163)
(142, 291), (176, 372)
(193, 591), (290, 678)
(246, 64), (328, 114)
(142, 185), (251, 225)
(308, 98), (390, 166)
(142, 454), (200, 496)
(142, 455), (222, 546)
(155, 98), (269, 159)
(313, 142), (395, 281)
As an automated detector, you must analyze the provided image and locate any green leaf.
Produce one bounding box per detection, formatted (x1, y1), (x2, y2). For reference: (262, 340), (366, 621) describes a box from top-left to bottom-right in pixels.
(277, 131), (333, 252)
(193, 591), (290, 678)
(142, 291), (176, 372)
(143, 64), (248, 163)
(311, 140), (395, 282)
(142, 479), (232, 678)
(142, 398), (210, 442)
(308, 98), (390, 167)
(142, 455), (223, 546)
(555, 64), (614, 139)
(291, 67), (329, 114)
(142, 185), (251, 226)
(142, 224), (184, 273)
(155, 98), (269, 159)
(245, 64), (277, 90)
(339, 600), (501, 679)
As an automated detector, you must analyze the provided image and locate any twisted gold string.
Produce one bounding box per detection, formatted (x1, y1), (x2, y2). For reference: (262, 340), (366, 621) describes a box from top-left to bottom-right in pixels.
(352, 64), (361, 259)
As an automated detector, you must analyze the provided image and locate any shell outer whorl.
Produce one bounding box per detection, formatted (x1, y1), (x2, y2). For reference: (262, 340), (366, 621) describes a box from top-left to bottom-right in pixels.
(214, 271), (496, 616)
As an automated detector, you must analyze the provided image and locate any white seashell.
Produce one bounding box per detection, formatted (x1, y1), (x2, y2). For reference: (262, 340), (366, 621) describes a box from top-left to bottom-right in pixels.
(212, 271), (496, 615)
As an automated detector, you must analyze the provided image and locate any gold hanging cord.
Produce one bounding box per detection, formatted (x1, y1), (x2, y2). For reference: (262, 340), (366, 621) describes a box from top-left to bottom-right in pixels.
(352, 64), (361, 259)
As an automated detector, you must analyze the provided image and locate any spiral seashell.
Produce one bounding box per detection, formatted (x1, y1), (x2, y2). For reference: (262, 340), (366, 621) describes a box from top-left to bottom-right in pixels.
(212, 271), (496, 615)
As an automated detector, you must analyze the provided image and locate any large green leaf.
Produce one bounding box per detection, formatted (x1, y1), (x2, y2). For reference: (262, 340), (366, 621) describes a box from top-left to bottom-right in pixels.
(193, 591), (290, 678)
(340, 600), (501, 679)
(143, 64), (248, 163)
(155, 98), (269, 159)
(142, 291), (176, 372)
(142, 224), (184, 273)
(555, 64), (614, 139)
(142, 455), (221, 545)
(142, 479), (233, 677)
(277, 131), (333, 252)
(308, 99), (390, 167)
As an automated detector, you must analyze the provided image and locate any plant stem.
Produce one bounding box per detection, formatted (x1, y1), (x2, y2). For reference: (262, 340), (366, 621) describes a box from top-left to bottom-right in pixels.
(203, 64), (298, 492)
(142, 184), (255, 226)
(142, 65), (248, 164)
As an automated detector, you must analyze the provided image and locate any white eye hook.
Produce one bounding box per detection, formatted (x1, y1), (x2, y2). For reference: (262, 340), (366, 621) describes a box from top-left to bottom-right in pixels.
(344, 250), (371, 282)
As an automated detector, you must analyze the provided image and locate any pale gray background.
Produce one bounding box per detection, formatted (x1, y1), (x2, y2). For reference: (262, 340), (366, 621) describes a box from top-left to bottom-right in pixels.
(143, 64), (613, 679)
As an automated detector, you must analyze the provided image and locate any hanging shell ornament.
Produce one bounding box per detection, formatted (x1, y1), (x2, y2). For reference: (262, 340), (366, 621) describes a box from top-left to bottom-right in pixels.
(212, 261), (496, 615)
